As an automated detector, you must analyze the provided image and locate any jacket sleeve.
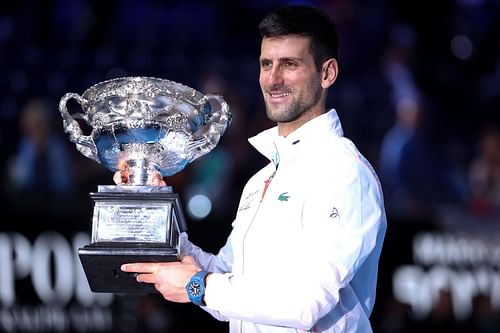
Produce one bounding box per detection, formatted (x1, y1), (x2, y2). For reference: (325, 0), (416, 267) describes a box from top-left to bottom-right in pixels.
(180, 232), (233, 274)
(179, 232), (234, 322)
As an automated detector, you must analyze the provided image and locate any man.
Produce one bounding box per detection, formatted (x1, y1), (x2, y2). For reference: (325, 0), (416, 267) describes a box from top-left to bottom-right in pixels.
(120, 5), (387, 332)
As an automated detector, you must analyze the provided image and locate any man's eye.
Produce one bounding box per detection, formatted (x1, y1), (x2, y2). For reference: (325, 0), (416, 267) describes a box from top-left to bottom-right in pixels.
(261, 62), (272, 70)
(285, 61), (297, 68)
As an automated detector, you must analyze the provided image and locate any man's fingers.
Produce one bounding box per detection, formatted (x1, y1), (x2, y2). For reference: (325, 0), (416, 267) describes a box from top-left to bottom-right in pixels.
(181, 255), (196, 265)
(150, 172), (166, 186)
(113, 170), (130, 185)
(152, 176), (166, 186)
(121, 262), (156, 273)
(121, 264), (158, 284)
(136, 273), (156, 284)
(113, 169), (165, 186)
(113, 171), (123, 184)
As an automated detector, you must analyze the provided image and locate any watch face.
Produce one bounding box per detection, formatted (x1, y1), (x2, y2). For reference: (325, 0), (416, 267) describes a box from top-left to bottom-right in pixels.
(189, 281), (202, 297)
(186, 272), (207, 305)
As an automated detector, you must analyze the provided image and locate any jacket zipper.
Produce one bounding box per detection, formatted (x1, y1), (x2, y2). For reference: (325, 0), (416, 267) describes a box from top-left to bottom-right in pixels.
(239, 170), (276, 333)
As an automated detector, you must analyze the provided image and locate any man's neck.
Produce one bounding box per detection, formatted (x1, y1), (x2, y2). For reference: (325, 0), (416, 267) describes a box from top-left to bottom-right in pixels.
(277, 108), (325, 137)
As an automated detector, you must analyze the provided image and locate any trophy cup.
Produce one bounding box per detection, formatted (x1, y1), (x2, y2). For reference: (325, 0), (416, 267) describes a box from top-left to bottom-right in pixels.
(59, 76), (230, 293)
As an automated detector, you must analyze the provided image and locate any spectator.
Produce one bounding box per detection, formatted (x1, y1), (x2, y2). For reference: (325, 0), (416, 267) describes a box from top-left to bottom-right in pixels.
(6, 97), (75, 217)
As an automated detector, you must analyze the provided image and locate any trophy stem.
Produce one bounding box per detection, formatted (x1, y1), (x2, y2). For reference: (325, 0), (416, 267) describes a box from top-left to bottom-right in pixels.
(126, 159), (159, 185)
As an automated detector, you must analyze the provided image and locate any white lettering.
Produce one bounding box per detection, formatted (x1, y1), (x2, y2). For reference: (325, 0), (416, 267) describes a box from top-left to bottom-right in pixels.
(0, 233), (32, 306)
(0, 304), (112, 332)
(413, 232), (499, 267)
(393, 265), (500, 319)
(0, 306), (15, 332)
(0, 234), (15, 307)
(11, 233), (32, 279)
(0, 232), (113, 307)
(69, 304), (113, 331)
(392, 265), (432, 319)
(0, 231), (115, 332)
(491, 272), (500, 309)
(32, 232), (74, 305)
(448, 269), (476, 320)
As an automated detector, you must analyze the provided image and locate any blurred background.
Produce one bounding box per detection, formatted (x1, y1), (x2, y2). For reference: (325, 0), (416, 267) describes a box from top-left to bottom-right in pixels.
(1, 0), (500, 332)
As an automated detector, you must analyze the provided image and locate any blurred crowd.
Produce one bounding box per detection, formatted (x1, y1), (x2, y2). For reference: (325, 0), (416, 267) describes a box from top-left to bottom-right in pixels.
(1, 0), (500, 332)
(1, 0), (499, 227)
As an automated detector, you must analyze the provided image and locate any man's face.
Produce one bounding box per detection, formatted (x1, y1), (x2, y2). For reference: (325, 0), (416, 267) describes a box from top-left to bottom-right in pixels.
(259, 35), (323, 129)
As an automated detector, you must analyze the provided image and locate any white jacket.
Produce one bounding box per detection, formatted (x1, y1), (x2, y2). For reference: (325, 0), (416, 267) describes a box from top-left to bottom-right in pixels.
(181, 109), (387, 332)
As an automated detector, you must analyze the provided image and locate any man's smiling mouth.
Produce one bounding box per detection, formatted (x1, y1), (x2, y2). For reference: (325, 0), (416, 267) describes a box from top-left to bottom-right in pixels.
(269, 91), (291, 98)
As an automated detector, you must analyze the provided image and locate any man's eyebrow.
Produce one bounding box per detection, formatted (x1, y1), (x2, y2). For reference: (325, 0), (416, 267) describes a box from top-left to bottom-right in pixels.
(259, 56), (302, 63)
(279, 56), (301, 62)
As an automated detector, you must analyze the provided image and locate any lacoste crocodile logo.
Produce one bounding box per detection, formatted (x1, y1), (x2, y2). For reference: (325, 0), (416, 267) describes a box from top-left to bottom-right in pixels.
(278, 192), (290, 201)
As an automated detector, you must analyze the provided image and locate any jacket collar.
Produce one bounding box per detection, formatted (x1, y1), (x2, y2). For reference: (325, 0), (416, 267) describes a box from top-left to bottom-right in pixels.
(248, 109), (344, 167)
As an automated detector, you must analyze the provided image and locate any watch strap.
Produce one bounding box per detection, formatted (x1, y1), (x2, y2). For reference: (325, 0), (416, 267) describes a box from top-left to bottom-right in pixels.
(186, 270), (209, 305)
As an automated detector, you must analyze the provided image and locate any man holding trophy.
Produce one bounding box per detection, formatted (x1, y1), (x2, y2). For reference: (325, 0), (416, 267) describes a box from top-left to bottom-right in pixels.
(61, 5), (387, 333)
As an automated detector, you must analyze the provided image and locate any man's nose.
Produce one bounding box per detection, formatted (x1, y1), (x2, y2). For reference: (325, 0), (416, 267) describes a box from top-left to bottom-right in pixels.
(266, 66), (283, 86)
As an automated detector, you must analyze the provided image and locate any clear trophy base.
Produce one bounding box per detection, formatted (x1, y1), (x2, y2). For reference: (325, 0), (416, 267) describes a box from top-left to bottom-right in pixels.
(78, 186), (187, 294)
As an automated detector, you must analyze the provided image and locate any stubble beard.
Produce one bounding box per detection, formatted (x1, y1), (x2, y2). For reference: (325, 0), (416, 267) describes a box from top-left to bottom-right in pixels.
(264, 87), (322, 124)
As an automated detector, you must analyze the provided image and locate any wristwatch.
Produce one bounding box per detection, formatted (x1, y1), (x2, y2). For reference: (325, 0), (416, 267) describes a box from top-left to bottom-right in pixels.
(185, 271), (209, 305)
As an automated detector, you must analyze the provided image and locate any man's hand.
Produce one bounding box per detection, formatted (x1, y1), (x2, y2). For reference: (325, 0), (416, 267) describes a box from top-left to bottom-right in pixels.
(121, 256), (201, 302)
(113, 170), (166, 186)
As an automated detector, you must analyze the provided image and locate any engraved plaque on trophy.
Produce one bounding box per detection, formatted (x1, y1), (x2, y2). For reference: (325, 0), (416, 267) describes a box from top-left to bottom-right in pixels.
(59, 76), (230, 293)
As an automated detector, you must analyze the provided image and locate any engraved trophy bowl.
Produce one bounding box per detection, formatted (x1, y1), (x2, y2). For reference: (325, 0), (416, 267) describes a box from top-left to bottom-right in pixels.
(59, 76), (230, 293)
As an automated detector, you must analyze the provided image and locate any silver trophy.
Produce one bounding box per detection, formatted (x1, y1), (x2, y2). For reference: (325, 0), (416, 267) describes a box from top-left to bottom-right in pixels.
(59, 76), (230, 293)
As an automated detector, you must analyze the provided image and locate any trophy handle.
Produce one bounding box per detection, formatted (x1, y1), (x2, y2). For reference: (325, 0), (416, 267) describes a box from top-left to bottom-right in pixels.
(203, 94), (231, 145)
(59, 93), (100, 163)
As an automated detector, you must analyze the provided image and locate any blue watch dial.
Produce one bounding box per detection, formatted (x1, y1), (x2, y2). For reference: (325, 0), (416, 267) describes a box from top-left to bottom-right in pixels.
(186, 271), (209, 305)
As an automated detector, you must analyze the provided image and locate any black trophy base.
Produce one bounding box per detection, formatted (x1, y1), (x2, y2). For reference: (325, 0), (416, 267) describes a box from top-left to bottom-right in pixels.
(79, 242), (179, 293)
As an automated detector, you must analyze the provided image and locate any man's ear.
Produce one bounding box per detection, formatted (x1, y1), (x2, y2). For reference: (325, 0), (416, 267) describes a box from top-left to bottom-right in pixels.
(321, 58), (338, 89)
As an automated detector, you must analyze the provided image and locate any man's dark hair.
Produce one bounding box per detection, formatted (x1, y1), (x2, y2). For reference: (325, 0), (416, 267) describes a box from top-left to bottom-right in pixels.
(258, 5), (339, 70)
